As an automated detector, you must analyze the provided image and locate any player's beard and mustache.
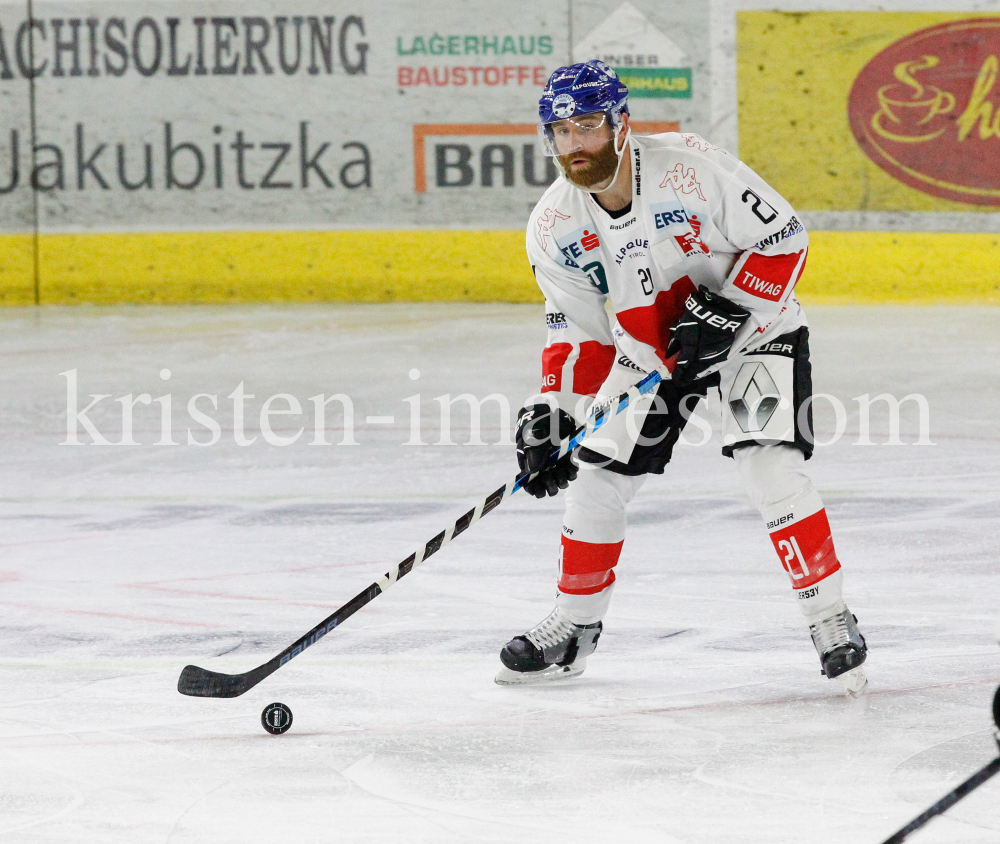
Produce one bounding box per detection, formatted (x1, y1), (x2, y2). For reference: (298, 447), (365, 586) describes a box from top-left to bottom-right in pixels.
(557, 138), (620, 189)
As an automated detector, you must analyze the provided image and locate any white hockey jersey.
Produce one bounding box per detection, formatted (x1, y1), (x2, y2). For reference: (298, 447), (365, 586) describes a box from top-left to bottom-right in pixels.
(526, 132), (809, 418)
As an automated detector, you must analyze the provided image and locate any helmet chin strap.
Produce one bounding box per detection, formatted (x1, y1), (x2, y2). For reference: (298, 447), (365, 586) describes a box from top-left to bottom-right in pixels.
(565, 126), (632, 195)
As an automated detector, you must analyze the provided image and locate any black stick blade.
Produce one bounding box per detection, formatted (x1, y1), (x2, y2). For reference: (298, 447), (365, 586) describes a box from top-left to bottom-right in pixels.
(177, 663), (273, 698)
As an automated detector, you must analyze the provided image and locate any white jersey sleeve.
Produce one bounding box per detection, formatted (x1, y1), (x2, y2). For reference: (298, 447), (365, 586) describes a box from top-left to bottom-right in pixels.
(526, 223), (616, 421)
(704, 149), (809, 325)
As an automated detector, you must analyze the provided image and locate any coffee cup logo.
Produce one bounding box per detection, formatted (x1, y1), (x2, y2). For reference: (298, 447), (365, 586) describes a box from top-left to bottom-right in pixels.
(872, 57), (956, 143)
(848, 19), (1000, 206)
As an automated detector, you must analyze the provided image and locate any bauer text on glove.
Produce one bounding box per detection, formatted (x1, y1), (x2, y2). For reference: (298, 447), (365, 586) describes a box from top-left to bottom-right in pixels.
(666, 286), (751, 386)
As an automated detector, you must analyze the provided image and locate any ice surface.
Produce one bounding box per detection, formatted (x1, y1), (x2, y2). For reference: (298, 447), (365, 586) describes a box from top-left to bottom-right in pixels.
(1, 303), (998, 843)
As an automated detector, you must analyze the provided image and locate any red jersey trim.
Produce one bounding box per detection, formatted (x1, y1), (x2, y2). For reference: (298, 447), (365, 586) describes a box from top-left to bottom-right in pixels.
(573, 341), (616, 396)
(541, 342), (572, 392)
(616, 278), (696, 362)
(734, 250), (806, 302)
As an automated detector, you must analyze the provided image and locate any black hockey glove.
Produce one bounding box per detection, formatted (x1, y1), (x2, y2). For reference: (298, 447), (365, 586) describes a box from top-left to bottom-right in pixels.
(516, 404), (579, 499)
(666, 285), (751, 386)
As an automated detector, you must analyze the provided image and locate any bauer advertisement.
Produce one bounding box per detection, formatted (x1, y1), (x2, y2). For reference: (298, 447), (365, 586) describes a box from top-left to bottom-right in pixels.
(737, 12), (1000, 212)
(0, 0), (709, 234)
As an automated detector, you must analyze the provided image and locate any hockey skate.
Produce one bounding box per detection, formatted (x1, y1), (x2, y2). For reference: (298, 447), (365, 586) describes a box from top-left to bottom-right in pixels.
(809, 603), (868, 697)
(495, 606), (602, 685)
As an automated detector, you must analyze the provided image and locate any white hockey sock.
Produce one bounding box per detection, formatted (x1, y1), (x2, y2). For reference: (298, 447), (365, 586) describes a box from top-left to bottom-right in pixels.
(796, 569), (844, 619)
(759, 485), (845, 619)
(556, 581), (615, 625)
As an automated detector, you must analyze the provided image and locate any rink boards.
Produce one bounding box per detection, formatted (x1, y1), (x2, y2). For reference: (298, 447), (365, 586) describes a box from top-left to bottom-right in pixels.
(2, 4), (999, 305)
(1, 230), (999, 305)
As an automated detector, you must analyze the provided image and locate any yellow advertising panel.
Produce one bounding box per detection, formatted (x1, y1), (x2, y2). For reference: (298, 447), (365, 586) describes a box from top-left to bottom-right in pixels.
(0, 236), (35, 305)
(737, 11), (1000, 212)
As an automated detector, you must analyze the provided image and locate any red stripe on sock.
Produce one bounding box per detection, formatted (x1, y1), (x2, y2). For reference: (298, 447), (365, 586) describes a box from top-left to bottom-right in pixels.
(769, 508), (841, 589)
(558, 536), (622, 595)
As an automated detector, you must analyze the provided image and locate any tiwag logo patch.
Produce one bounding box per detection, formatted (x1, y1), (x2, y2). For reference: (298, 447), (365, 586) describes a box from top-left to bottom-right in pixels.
(736, 273), (787, 301)
(734, 251), (804, 302)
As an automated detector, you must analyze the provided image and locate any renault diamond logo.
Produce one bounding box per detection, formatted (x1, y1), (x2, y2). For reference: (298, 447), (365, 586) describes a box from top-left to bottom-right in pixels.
(729, 362), (780, 433)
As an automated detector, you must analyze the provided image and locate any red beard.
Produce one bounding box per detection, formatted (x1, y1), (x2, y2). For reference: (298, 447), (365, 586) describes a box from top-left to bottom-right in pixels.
(557, 139), (620, 189)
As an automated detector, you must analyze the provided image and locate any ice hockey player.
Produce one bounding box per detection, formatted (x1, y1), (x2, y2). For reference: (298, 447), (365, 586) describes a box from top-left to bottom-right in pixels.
(495, 60), (868, 696)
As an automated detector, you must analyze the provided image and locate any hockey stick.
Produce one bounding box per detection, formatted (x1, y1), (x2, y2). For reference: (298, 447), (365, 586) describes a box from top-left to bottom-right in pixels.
(879, 755), (1000, 844)
(177, 363), (671, 698)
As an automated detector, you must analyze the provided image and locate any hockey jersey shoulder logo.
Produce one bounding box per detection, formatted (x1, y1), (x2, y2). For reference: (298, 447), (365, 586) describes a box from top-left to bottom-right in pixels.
(536, 207), (571, 250)
(659, 164), (706, 201)
(734, 251), (805, 302)
(679, 133), (723, 154)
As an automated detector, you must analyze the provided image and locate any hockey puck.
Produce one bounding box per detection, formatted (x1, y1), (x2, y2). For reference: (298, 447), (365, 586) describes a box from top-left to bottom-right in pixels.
(261, 702), (293, 735)
(992, 685), (1000, 731)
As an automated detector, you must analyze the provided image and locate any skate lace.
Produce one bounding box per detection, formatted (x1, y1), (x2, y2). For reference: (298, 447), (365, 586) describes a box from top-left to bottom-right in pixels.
(525, 608), (580, 651)
(810, 610), (851, 656)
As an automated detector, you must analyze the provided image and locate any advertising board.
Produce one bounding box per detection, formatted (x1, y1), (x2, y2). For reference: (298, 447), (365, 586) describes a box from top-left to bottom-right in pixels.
(0, 0), (709, 302)
(737, 11), (1000, 213)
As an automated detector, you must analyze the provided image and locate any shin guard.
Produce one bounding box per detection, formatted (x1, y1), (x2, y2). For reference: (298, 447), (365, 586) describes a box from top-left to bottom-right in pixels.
(761, 486), (843, 615)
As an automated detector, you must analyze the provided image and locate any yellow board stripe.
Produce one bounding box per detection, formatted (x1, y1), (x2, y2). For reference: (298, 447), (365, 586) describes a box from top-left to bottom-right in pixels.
(0, 230), (997, 305)
(803, 231), (1000, 304)
(0, 235), (35, 305)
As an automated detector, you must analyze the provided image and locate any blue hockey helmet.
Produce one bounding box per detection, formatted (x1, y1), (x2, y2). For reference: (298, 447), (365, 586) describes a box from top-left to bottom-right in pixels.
(537, 60), (631, 191)
(538, 60), (629, 125)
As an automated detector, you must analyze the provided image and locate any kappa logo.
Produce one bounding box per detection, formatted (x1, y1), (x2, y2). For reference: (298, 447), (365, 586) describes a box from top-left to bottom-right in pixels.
(680, 133), (722, 153)
(536, 207), (571, 249)
(660, 163), (706, 200)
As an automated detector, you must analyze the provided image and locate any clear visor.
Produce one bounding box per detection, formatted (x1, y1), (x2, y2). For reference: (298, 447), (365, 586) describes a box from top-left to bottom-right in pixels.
(539, 112), (612, 157)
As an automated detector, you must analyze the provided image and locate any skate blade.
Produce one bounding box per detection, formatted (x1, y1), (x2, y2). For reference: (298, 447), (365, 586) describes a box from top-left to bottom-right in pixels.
(837, 666), (868, 698)
(494, 661), (586, 686)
